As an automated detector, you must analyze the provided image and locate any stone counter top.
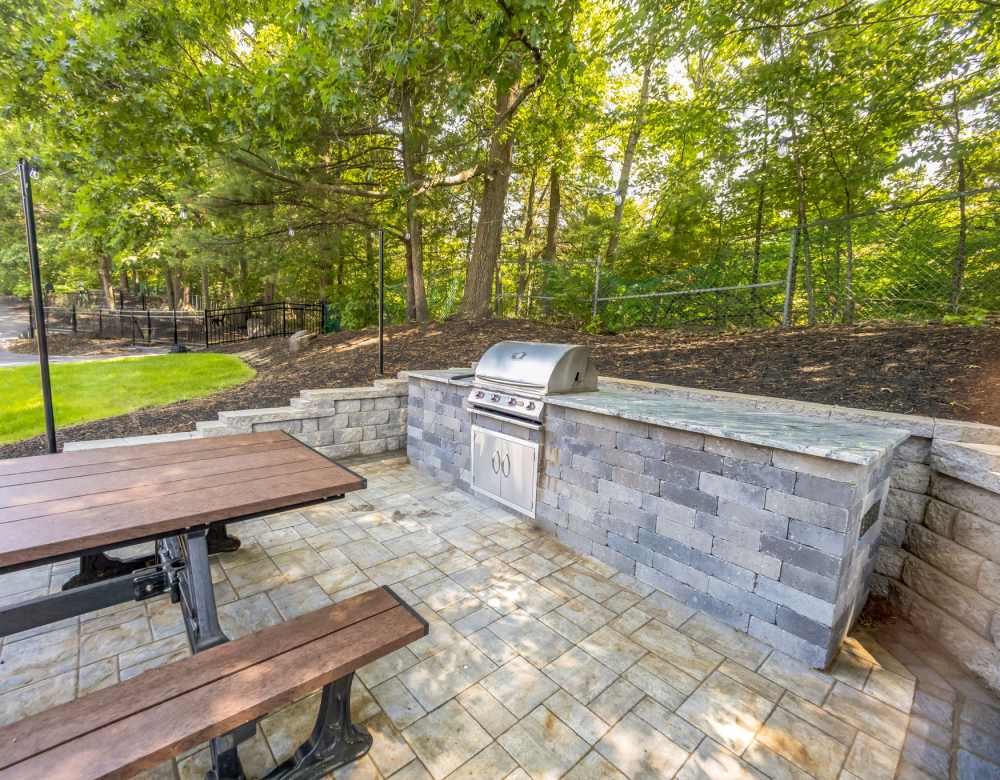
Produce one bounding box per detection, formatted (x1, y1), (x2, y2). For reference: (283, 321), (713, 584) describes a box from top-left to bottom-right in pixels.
(404, 369), (475, 387)
(545, 388), (908, 465)
(405, 368), (909, 464)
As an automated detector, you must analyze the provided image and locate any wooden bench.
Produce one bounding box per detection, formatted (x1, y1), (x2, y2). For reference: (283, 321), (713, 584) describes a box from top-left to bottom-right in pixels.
(0, 587), (427, 780)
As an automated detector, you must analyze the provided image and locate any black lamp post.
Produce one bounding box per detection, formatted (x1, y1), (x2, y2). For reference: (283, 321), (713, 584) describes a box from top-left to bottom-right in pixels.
(18, 158), (57, 453)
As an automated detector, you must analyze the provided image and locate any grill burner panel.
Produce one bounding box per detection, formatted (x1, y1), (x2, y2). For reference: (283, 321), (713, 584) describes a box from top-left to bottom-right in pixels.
(467, 388), (544, 422)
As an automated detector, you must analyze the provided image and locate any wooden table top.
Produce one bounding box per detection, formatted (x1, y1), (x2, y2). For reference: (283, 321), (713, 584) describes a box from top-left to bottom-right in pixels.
(0, 431), (366, 571)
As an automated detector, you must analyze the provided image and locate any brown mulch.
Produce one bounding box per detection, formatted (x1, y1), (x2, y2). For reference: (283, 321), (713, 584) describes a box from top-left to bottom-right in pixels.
(3, 319), (999, 458)
(5, 334), (143, 356)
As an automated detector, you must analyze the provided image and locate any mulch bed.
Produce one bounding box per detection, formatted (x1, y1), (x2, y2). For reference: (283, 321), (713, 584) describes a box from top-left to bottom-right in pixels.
(3, 319), (999, 458)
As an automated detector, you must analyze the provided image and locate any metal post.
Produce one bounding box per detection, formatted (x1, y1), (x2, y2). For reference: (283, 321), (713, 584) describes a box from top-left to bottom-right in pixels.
(321, 300), (328, 334)
(98, 308), (102, 338)
(203, 309), (209, 348)
(782, 227), (799, 328)
(377, 229), (385, 377)
(18, 158), (56, 454)
(71, 303), (77, 334)
(146, 308), (152, 344)
(591, 256), (602, 319)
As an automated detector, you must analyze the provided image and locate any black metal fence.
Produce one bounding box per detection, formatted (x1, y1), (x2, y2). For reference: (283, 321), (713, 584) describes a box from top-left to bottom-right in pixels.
(30, 301), (325, 347)
(203, 302), (324, 346)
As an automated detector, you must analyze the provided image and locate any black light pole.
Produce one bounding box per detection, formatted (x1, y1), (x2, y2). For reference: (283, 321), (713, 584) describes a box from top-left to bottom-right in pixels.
(18, 158), (57, 453)
(377, 228), (385, 377)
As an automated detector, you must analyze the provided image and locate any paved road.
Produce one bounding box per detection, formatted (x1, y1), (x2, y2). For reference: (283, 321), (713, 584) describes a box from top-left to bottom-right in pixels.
(0, 299), (168, 367)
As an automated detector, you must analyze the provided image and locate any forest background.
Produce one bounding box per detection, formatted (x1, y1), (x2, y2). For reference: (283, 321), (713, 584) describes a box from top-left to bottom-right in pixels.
(0, 0), (997, 331)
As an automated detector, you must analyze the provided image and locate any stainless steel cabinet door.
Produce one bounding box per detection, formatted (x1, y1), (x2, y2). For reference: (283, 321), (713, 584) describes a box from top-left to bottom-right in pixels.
(471, 426), (502, 500)
(499, 437), (539, 517)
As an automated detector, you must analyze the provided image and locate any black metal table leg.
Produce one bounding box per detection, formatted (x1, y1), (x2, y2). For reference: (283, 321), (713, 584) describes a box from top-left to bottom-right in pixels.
(264, 674), (372, 780)
(206, 522), (241, 554)
(62, 551), (158, 591)
(167, 529), (228, 654)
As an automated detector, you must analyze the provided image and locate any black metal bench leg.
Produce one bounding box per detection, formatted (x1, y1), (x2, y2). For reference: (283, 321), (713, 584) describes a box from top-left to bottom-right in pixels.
(206, 730), (247, 780)
(265, 674), (372, 780)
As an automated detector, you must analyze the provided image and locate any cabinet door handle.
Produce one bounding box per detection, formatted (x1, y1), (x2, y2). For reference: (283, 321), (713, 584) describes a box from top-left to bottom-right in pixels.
(501, 452), (511, 477)
(491, 450), (501, 474)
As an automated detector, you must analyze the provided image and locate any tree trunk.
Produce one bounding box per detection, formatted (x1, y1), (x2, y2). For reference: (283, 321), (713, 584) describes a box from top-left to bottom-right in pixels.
(98, 254), (115, 308)
(540, 166), (560, 316)
(365, 231), (377, 323)
(458, 71), (520, 319)
(400, 80), (430, 323)
(516, 168), (538, 316)
(605, 54), (654, 267)
(404, 237), (417, 321)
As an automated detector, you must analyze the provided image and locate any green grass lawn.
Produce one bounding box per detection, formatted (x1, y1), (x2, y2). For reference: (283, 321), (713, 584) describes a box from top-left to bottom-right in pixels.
(0, 353), (255, 445)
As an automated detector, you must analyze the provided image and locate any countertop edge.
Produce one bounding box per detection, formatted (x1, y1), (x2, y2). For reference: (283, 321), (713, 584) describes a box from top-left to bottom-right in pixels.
(544, 394), (910, 465)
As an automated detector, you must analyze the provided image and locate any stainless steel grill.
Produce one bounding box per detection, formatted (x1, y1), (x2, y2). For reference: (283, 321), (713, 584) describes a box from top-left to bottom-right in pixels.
(466, 341), (597, 423)
(466, 341), (597, 518)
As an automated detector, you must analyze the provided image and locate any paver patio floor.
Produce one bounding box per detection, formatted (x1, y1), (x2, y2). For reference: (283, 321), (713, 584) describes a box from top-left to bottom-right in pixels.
(2, 455), (998, 780)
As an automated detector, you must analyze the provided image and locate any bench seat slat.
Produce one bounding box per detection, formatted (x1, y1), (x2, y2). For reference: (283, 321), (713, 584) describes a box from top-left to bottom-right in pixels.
(4, 602), (425, 780)
(0, 587), (410, 774)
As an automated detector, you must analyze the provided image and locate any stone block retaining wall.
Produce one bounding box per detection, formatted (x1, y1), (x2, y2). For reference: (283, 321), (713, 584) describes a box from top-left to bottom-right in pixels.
(537, 405), (891, 669)
(599, 379), (1000, 692)
(195, 378), (408, 460)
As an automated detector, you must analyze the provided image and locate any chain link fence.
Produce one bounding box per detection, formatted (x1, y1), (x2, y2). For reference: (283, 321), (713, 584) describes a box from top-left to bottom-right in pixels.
(791, 188), (999, 325)
(491, 187), (1000, 330)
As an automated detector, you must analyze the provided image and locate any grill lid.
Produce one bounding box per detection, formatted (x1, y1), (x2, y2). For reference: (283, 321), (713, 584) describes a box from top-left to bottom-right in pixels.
(474, 341), (598, 395)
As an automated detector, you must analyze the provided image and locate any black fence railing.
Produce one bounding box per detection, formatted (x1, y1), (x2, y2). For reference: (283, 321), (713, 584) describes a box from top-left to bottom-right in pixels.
(203, 302), (324, 346)
(29, 301), (325, 348)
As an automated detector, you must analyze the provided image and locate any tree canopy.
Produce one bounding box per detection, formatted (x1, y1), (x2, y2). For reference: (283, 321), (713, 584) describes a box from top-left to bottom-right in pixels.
(0, 0), (997, 328)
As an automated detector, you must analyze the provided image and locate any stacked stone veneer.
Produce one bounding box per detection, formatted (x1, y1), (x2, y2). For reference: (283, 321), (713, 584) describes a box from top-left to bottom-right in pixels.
(593, 379), (1000, 692)
(538, 406), (891, 669)
(405, 376), (539, 489)
(196, 378), (408, 459)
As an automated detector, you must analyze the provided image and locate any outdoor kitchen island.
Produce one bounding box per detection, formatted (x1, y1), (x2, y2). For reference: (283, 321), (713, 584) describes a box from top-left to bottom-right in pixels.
(405, 359), (910, 670)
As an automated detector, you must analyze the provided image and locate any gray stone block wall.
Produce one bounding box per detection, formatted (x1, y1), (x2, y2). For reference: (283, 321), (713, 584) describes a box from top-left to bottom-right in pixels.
(406, 378), (473, 487)
(538, 405), (890, 669)
(195, 378), (408, 459)
(574, 377), (1000, 691)
(873, 462), (1000, 692)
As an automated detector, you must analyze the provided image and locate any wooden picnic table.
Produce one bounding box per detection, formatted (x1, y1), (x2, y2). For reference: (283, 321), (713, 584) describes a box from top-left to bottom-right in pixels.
(0, 431), (365, 649)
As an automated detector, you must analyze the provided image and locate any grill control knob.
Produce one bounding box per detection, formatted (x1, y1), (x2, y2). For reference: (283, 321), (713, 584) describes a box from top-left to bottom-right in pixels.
(508, 398), (517, 405)
(475, 391), (484, 398)
(526, 402), (535, 410)
(491, 394), (500, 401)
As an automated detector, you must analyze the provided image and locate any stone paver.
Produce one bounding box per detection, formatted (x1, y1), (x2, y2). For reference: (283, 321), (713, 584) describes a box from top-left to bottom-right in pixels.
(1, 455), (999, 779)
